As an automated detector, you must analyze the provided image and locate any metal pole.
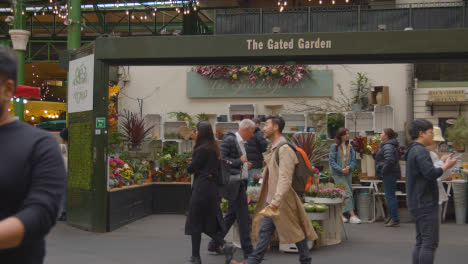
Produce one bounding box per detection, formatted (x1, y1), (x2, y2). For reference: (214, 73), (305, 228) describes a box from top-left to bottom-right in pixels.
(260, 8), (263, 34)
(308, 7), (311, 32)
(357, 5), (361, 32)
(12, 0), (26, 121)
(462, 1), (466, 28)
(68, 0), (82, 50)
(213, 9), (216, 35)
(408, 4), (412, 29)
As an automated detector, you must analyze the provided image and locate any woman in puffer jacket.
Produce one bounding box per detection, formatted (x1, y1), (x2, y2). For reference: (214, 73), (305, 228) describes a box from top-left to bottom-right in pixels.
(372, 128), (401, 227)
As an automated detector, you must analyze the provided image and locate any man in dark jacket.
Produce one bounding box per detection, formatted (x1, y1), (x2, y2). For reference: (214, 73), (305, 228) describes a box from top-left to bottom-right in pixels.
(245, 119), (268, 186)
(0, 47), (66, 263)
(209, 119), (256, 259)
(404, 119), (456, 264)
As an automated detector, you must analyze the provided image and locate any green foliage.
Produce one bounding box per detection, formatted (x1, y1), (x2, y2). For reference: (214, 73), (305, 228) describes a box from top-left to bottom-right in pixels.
(162, 141), (179, 156)
(327, 113), (345, 136)
(445, 116), (468, 145)
(168, 112), (192, 121)
(196, 113), (209, 122)
(351, 72), (371, 105)
(311, 220), (323, 235)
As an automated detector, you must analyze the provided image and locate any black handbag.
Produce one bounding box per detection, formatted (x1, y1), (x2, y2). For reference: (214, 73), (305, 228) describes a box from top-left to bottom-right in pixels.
(218, 141), (244, 201)
(217, 159), (232, 186)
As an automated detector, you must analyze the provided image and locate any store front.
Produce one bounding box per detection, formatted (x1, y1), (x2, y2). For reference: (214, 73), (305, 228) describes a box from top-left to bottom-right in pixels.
(67, 29), (468, 233)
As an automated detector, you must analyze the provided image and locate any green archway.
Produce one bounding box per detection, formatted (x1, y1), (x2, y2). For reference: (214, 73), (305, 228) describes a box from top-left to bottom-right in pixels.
(68, 29), (468, 232)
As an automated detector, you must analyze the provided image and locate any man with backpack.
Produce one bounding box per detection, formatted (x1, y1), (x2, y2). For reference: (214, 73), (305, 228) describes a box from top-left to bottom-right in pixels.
(232, 115), (317, 264)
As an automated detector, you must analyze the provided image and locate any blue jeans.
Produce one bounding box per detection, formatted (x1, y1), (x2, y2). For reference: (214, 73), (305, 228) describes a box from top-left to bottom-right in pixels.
(248, 169), (262, 187)
(382, 176), (399, 221)
(411, 206), (439, 264)
(247, 217), (311, 264)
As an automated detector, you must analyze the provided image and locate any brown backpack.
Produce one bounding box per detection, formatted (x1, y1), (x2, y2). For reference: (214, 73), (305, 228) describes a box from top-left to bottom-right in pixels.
(274, 142), (314, 195)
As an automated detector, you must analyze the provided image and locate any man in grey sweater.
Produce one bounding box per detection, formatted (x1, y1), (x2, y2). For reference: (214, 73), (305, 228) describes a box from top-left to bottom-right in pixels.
(404, 119), (456, 264)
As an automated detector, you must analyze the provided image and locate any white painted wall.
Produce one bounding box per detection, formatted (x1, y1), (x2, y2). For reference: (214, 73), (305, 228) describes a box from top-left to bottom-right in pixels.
(414, 87), (468, 124)
(118, 64), (411, 132)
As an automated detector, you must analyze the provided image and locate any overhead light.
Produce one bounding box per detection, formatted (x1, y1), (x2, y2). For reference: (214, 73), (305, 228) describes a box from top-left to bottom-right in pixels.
(23, 99), (28, 104)
(15, 98), (20, 102)
(44, 110), (48, 114)
(25, 110), (29, 114)
(31, 116), (35, 120)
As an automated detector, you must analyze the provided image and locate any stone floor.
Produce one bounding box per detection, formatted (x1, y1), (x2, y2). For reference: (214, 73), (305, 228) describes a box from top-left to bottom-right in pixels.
(45, 215), (468, 264)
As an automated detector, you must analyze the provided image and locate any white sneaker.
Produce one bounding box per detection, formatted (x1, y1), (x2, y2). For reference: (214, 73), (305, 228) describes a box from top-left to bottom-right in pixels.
(349, 216), (362, 224)
(342, 216), (348, 223)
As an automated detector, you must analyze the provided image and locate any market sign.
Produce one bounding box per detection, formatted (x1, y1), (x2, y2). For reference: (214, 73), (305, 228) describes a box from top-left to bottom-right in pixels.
(428, 90), (466, 102)
(68, 54), (95, 113)
(186, 70), (333, 98)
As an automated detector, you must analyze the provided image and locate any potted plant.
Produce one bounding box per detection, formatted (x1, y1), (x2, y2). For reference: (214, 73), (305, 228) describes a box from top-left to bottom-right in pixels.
(305, 183), (345, 204)
(196, 112), (209, 122)
(351, 72), (371, 112)
(327, 113), (345, 139)
(291, 133), (329, 168)
(445, 116), (468, 151)
(351, 136), (367, 177)
(120, 110), (155, 150)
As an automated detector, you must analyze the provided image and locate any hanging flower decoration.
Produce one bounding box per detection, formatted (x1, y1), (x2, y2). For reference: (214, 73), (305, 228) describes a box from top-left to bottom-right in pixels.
(194, 65), (309, 85)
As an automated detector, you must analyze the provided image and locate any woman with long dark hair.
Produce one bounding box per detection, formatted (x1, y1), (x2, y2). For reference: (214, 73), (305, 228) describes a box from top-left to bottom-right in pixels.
(371, 128), (401, 227)
(329, 128), (360, 224)
(184, 121), (235, 264)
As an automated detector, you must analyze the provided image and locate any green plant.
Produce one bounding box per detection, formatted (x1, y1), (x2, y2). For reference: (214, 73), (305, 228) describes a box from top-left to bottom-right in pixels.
(327, 113), (345, 138)
(196, 113), (209, 122)
(120, 110), (155, 149)
(162, 141), (179, 156)
(351, 72), (371, 105)
(445, 116), (468, 145)
(291, 133), (329, 167)
(168, 112), (192, 122)
(352, 167), (359, 179)
(311, 220), (323, 235)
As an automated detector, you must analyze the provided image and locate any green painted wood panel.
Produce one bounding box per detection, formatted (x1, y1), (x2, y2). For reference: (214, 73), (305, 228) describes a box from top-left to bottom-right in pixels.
(186, 70), (333, 98)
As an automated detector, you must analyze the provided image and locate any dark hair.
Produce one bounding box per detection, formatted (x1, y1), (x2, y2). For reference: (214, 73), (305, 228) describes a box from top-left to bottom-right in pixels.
(60, 128), (69, 142)
(193, 121), (221, 159)
(253, 118), (261, 125)
(334, 127), (349, 146)
(0, 47), (17, 92)
(409, 119), (433, 140)
(383, 128), (398, 139)
(265, 115), (285, 133)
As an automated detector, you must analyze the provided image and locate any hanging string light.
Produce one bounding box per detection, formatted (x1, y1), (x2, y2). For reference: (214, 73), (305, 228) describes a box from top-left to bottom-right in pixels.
(278, 1), (287, 12)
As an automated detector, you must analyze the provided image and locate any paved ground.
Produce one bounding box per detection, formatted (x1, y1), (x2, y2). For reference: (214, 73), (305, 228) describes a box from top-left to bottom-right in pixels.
(45, 215), (468, 264)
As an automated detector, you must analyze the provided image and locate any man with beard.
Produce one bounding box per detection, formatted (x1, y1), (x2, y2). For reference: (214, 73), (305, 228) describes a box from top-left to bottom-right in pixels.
(0, 47), (66, 264)
(233, 115), (317, 264)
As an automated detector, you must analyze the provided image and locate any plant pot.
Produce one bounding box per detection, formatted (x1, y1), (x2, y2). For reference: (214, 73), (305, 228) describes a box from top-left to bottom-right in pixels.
(307, 212), (329, 221)
(137, 179), (144, 185)
(124, 182), (130, 186)
(117, 183), (123, 188)
(352, 103), (362, 112)
(365, 155), (375, 177)
(304, 197), (344, 204)
(452, 180), (467, 224)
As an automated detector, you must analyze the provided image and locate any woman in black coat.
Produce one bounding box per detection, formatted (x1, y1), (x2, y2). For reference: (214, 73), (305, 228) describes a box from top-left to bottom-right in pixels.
(185, 121), (235, 264)
(371, 128), (401, 227)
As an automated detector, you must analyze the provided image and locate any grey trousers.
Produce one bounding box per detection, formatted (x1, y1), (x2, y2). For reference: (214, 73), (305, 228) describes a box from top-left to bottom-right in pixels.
(411, 206), (440, 264)
(246, 217), (311, 264)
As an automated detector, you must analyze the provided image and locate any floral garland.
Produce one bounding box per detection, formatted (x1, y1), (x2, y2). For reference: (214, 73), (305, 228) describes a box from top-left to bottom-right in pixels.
(194, 65), (309, 85)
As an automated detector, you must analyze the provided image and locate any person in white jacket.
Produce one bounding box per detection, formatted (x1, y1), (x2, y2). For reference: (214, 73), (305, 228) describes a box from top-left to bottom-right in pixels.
(425, 126), (454, 221)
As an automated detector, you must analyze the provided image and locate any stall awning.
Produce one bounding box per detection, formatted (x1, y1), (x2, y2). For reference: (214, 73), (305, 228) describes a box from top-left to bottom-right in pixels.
(36, 120), (66, 131)
(15, 85), (40, 99)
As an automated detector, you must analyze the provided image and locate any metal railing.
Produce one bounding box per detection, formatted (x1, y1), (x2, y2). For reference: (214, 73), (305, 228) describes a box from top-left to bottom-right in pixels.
(214, 2), (468, 34)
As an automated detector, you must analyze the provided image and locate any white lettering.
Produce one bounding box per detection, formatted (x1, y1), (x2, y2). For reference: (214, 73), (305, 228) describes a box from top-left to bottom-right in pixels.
(268, 39), (274, 50)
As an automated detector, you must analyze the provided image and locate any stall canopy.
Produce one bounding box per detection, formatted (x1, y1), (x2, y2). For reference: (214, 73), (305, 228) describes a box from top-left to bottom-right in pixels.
(14, 85), (40, 99)
(36, 120), (66, 131)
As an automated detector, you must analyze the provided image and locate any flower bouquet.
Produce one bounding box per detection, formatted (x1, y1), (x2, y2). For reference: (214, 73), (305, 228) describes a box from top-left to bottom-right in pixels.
(109, 158), (125, 188)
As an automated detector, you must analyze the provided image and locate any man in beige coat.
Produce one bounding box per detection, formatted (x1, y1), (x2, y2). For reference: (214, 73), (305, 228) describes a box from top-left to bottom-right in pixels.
(233, 115), (317, 264)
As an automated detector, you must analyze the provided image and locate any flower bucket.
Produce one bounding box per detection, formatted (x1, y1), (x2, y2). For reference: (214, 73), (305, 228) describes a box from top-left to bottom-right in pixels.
(366, 155), (375, 177)
(305, 197), (343, 204)
(361, 155), (367, 174)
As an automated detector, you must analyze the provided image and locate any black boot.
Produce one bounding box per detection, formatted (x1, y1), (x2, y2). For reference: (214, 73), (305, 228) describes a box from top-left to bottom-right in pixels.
(222, 243), (236, 264)
(184, 256), (201, 264)
(384, 218), (400, 227)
